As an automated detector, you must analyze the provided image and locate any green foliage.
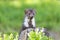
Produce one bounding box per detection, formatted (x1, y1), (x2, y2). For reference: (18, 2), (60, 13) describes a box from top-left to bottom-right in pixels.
(0, 31), (53, 40)
(0, 33), (18, 40)
(28, 31), (53, 40)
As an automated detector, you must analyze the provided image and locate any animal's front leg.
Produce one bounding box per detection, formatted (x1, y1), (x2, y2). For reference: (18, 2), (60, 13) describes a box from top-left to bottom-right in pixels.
(32, 18), (35, 27)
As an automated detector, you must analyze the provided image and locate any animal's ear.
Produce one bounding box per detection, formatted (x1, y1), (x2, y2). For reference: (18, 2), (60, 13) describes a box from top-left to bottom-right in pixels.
(24, 9), (28, 14)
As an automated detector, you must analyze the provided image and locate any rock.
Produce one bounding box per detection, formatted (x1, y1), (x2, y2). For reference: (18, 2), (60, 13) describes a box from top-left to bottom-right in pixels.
(18, 27), (50, 40)
(18, 28), (34, 40)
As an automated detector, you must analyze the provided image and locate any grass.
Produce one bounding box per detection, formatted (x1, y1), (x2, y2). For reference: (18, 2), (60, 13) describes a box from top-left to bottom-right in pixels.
(0, 0), (60, 33)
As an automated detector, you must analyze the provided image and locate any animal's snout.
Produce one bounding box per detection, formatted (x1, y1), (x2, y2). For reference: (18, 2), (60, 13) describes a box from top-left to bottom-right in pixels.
(28, 13), (33, 19)
(30, 13), (34, 17)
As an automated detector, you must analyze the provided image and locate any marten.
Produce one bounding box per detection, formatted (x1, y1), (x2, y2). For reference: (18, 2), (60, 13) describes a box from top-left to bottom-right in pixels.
(20, 9), (36, 32)
(18, 9), (36, 40)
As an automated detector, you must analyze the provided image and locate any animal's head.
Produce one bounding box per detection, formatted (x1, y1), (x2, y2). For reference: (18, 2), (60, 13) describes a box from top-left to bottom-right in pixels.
(25, 9), (36, 20)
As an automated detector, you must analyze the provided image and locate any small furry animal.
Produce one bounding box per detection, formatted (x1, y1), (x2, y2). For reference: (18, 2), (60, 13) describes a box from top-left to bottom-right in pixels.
(18, 9), (36, 40)
(20, 9), (36, 32)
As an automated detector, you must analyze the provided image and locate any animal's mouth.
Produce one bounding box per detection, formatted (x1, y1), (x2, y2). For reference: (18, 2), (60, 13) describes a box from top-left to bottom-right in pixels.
(28, 16), (33, 19)
(30, 17), (33, 19)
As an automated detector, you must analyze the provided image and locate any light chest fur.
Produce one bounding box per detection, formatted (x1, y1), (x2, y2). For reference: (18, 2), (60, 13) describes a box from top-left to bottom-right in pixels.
(23, 16), (35, 28)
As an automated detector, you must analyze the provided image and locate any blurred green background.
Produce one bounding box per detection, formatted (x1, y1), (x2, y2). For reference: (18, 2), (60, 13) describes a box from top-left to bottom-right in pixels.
(0, 0), (60, 33)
